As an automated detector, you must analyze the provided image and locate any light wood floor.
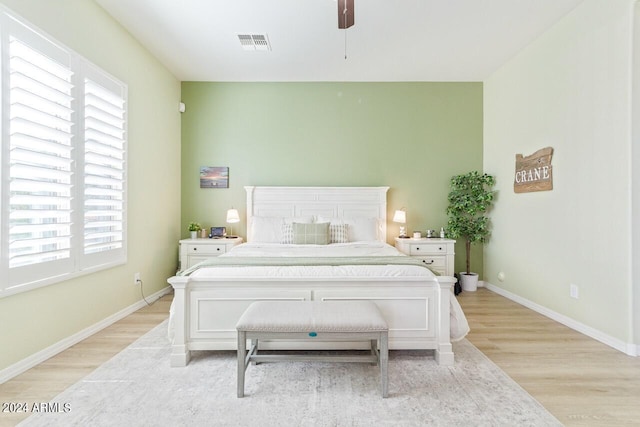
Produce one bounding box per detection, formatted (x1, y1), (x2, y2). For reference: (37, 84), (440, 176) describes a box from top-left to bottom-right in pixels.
(0, 294), (173, 427)
(1, 289), (639, 426)
(458, 289), (640, 427)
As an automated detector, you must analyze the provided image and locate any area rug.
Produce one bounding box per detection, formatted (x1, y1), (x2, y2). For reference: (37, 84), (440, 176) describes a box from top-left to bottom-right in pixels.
(19, 321), (561, 427)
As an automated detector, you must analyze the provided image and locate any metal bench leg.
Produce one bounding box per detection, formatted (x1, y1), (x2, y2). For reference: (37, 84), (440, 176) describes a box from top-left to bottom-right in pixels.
(237, 331), (246, 398)
(380, 332), (388, 398)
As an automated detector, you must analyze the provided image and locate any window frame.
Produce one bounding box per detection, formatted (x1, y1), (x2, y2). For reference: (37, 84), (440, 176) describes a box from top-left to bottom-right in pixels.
(0, 6), (128, 298)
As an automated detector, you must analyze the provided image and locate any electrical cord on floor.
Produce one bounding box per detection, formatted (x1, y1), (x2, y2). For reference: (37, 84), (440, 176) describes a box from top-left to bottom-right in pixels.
(138, 279), (152, 306)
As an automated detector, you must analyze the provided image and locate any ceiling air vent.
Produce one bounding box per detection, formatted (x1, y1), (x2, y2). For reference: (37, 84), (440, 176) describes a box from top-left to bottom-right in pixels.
(237, 34), (271, 51)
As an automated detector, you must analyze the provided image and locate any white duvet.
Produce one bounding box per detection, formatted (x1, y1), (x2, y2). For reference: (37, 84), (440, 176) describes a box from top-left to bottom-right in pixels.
(188, 242), (434, 279)
(173, 242), (470, 341)
(223, 241), (404, 257)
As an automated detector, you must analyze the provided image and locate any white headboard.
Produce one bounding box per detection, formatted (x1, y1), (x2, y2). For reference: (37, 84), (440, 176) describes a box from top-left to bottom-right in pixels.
(244, 186), (390, 242)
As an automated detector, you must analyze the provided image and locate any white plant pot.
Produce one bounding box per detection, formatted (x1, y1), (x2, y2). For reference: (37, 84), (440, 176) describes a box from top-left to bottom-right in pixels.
(190, 231), (197, 239)
(459, 272), (479, 292)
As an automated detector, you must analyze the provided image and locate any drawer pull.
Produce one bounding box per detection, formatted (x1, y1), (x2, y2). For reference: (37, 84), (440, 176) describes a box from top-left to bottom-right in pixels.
(216, 248), (221, 251)
(415, 247), (420, 251)
(422, 259), (434, 265)
(438, 247), (442, 251)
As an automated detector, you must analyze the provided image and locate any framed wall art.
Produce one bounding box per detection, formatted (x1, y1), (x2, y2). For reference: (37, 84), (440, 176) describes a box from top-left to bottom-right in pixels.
(200, 166), (229, 188)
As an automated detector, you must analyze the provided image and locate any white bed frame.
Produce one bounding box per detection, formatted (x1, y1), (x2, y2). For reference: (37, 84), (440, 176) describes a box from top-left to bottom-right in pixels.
(168, 186), (456, 367)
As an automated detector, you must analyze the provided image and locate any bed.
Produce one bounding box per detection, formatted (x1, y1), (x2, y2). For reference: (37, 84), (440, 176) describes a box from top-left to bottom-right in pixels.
(167, 186), (467, 367)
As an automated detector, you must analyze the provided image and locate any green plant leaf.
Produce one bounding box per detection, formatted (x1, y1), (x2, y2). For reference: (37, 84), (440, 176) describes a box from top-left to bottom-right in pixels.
(446, 171), (496, 274)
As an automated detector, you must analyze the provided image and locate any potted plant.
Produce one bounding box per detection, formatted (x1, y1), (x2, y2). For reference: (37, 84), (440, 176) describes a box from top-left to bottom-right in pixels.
(446, 171), (496, 292)
(188, 222), (201, 239)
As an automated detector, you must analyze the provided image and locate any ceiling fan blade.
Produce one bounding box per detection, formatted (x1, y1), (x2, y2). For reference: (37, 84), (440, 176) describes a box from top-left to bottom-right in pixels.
(338, 0), (354, 29)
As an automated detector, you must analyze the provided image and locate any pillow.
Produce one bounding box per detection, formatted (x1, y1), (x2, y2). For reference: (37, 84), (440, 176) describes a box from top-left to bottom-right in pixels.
(284, 216), (314, 224)
(292, 222), (330, 245)
(249, 216), (314, 243)
(281, 223), (294, 244)
(249, 216), (284, 243)
(329, 223), (349, 243)
(349, 217), (380, 242)
(317, 216), (380, 242)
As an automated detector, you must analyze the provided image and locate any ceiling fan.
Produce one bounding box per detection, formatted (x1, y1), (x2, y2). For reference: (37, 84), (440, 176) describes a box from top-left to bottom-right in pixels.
(338, 0), (354, 29)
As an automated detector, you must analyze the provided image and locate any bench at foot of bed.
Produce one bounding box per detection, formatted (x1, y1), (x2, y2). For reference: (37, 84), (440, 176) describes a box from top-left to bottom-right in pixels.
(235, 300), (389, 398)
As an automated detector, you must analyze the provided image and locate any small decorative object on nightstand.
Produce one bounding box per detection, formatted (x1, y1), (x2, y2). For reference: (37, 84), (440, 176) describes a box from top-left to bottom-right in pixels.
(395, 236), (455, 276)
(178, 236), (243, 271)
(188, 222), (201, 239)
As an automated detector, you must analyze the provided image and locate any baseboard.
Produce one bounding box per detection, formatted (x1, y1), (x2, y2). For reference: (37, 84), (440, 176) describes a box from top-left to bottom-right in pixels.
(483, 282), (638, 357)
(0, 286), (172, 384)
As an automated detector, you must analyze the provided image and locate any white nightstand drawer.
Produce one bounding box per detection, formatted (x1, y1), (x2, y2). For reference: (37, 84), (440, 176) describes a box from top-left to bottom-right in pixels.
(396, 237), (455, 277)
(414, 256), (445, 270)
(409, 244), (447, 255)
(179, 237), (243, 272)
(187, 244), (226, 255)
(188, 255), (216, 266)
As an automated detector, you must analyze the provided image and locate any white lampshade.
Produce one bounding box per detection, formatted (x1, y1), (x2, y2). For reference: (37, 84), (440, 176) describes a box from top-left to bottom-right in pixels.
(392, 210), (406, 224)
(226, 208), (240, 223)
(393, 209), (407, 238)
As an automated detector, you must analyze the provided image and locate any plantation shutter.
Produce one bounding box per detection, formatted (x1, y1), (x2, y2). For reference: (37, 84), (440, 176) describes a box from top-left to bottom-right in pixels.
(81, 67), (126, 267)
(7, 32), (75, 287)
(1, 9), (128, 294)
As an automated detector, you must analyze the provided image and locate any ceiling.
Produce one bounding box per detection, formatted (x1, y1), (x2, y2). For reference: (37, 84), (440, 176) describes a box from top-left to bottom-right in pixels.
(95, 0), (584, 82)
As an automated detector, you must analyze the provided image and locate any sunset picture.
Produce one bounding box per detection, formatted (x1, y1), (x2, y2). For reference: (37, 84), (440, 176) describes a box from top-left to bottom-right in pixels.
(200, 166), (229, 188)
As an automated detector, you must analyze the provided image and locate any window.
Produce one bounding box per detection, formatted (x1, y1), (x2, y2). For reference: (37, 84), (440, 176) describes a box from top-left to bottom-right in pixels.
(0, 8), (127, 296)
(82, 69), (127, 267)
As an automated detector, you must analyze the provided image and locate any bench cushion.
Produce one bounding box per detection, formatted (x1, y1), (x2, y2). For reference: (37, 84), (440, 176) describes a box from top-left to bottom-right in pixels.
(236, 301), (388, 333)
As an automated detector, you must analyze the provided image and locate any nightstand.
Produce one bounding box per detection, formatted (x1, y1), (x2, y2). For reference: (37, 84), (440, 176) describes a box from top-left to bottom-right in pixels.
(395, 237), (456, 276)
(178, 237), (243, 271)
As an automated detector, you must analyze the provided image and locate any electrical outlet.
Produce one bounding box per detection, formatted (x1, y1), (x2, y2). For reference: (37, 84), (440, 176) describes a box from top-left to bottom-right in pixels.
(570, 283), (579, 299)
(134, 272), (141, 285)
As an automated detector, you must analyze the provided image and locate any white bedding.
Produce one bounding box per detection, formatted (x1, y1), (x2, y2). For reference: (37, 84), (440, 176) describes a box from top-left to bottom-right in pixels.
(179, 242), (470, 341)
(188, 242), (434, 279)
(223, 241), (403, 257)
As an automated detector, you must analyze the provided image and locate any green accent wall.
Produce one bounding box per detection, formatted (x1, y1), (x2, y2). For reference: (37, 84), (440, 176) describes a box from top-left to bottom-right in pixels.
(181, 82), (484, 275)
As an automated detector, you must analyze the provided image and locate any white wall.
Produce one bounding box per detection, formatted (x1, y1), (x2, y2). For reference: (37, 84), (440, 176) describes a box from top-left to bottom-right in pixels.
(0, 0), (181, 372)
(484, 0), (636, 347)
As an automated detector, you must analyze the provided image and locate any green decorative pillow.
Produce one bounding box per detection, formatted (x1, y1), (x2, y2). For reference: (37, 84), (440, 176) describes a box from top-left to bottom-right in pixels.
(329, 224), (349, 243)
(292, 222), (330, 245)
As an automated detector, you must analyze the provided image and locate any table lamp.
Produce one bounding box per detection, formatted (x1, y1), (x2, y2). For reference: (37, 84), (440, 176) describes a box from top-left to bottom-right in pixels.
(226, 208), (240, 238)
(393, 209), (408, 238)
